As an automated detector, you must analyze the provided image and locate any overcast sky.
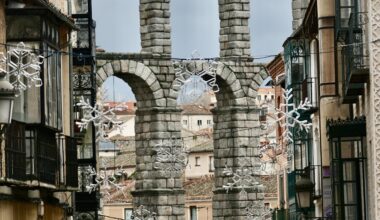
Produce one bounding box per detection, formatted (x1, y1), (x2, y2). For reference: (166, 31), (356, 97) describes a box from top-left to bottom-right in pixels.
(92, 0), (292, 101)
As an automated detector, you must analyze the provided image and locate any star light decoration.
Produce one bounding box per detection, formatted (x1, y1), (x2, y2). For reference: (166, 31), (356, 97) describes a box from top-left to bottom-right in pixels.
(222, 156), (264, 196)
(76, 90), (123, 141)
(153, 138), (189, 175)
(245, 201), (271, 220)
(131, 205), (157, 220)
(85, 158), (128, 201)
(174, 60), (219, 105)
(0, 42), (44, 96)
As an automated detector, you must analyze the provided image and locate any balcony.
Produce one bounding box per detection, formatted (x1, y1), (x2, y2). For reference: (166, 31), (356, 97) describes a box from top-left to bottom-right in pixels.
(341, 13), (369, 103)
(4, 120), (78, 188)
(289, 77), (319, 118)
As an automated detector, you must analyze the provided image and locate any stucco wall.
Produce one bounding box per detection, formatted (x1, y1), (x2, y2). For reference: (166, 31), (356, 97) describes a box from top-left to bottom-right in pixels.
(186, 152), (214, 178)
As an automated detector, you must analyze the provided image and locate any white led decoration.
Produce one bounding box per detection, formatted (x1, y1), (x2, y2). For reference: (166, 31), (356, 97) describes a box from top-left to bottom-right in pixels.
(0, 42), (44, 95)
(153, 138), (189, 175)
(131, 205), (157, 220)
(76, 93), (123, 141)
(174, 60), (219, 105)
(245, 201), (271, 220)
(85, 158), (127, 201)
(274, 88), (312, 144)
(222, 156), (264, 196)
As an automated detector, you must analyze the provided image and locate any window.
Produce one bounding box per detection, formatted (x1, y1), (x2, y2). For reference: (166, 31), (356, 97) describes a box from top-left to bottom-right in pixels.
(190, 206), (197, 220)
(44, 47), (62, 129)
(183, 120), (188, 125)
(207, 120), (211, 125)
(124, 208), (133, 220)
(209, 156), (214, 171)
(71, 0), (89, 14)
(8, 42), (41, 123)
(197, 120), (202, 126)
(195, 157), (200, 166)
(258, 96), (261, 101)
(328, 118), (367, 220)
(25, 129), (36, 175)
(264, 95), (267, 100)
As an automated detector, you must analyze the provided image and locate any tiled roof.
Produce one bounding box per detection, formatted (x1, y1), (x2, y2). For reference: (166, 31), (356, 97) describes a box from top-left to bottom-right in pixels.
(184, 175), (214, 201)
(104, 176), (215, 204)
(188, 140), (213, 153)
(181, 105), (212, 115)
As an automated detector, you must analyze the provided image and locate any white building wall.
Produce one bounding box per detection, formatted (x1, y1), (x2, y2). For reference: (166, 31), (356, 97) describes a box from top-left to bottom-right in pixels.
(181, 114), (213, 131)
(185, 152), (214, 178)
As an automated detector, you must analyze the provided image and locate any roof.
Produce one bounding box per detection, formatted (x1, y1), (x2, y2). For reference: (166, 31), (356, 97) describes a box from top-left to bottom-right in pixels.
(188, 140), (213, 153)
(184, 176), (214, 201)
(181, 105), (212, 115)
(7, 0), (77, 30)
(103, 176), (215, 204)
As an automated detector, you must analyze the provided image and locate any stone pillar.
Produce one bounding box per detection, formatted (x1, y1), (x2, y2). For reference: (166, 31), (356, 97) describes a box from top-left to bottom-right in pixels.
(139, 0), (171, 56)
(218, 0), (251, 58)
(212, 106), (263, 220)
(291, 0), (310, 30)
(132, 107), (185, 220)
(368, 0), (380, 219)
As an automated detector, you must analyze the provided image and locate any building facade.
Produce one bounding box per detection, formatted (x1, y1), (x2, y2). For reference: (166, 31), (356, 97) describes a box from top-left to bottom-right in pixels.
(281, 0), (379, 219)
(0, 0), (78, 219)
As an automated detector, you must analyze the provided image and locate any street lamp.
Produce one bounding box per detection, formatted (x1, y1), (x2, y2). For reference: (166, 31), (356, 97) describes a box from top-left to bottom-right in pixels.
(0, 71), (15, 125)
(295, 174), (314, 209)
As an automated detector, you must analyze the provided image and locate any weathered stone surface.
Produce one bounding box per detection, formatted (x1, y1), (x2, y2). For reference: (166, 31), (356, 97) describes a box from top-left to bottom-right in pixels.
(93, 0), (268, 218)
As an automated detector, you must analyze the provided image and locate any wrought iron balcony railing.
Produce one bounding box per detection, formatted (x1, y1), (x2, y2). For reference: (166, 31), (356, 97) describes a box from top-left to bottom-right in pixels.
(4, 120), (77, 188)
(342, 12), (369, 103)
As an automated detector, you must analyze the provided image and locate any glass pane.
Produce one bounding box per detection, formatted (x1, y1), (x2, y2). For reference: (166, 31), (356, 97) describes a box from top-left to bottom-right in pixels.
(71, 0), (89, 14)
(44, 47), (61, 129)
(124, 209), (133, 220)
(8, 42), (41, 123)
(341, 141), (354, 158)
(345, 206), (357, 220)
(78, 126), (94, 159)
(343, 162), (356, 181)
(344, 183), (357, 204)
(72, 18), (89, 48)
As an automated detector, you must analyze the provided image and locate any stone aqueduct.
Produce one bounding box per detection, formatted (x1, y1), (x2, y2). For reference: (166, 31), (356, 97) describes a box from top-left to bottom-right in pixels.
(95, 0), (270, 219)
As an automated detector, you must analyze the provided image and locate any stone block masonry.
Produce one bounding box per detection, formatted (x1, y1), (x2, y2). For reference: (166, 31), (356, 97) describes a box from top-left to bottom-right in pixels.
(95, 0), (271, 219)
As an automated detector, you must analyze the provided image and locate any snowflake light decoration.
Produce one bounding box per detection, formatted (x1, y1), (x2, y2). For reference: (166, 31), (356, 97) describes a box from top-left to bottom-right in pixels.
(153, 138), (189, 175)
(85, 158), (126, 200)
(274, 88), (312, 144)
(245, 201), (271, 220)
(131, 205), (156, 220)
(174, 60), (219, 104)
(223, 156), (264, 196)
(0, 42), (44, 95)
(78, 165), (95, 191)
(76, 94), (122, 141)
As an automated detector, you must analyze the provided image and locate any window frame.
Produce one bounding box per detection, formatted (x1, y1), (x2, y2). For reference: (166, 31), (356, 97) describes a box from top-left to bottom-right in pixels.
(195, 156), (201, 167)
(197, 120), (202, 126)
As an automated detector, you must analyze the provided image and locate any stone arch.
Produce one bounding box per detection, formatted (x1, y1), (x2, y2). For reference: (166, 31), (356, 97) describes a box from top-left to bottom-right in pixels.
(96, 59), (165, 108)
(170, 60), (247, 107)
